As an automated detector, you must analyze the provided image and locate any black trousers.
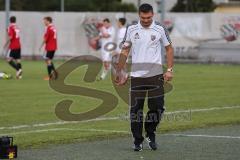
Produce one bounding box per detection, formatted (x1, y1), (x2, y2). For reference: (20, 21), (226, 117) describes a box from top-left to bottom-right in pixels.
(130, 74), (165, 145)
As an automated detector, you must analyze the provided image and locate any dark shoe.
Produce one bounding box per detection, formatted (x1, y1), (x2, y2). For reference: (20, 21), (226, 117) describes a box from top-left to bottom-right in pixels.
(54, 70), (58, 79)
(50, 71), (58, 80)
(145, 137), (157, 150)
(133, 143), (143, 152)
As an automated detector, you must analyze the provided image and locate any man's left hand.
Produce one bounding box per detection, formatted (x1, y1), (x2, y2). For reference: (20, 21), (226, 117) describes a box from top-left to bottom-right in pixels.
(164, 71), (173, 82)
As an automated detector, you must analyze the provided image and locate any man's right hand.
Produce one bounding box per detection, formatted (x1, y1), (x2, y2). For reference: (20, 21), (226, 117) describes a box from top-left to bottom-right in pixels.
(164, 71), (173, 82)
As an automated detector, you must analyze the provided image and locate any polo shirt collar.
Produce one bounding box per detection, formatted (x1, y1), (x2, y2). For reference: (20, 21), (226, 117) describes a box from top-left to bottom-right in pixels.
(138, 20), (155, 29)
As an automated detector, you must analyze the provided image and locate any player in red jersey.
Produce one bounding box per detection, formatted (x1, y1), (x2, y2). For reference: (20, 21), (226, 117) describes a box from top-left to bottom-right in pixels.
(39, 16), (58, 80)
(3, 16), (23, 79)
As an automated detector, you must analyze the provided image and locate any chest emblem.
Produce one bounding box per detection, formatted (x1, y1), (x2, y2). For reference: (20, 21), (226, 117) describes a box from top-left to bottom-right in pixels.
(151, 35), (156, 41)
(134, 33), (140, 40)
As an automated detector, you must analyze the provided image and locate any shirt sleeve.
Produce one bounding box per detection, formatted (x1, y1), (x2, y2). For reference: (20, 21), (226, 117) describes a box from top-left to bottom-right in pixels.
(161, 26), (171, 47)
(121, 26), (132, 50)
(122, 26), (131, 43)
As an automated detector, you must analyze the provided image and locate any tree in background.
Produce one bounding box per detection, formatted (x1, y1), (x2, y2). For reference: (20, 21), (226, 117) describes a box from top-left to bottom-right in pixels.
(171, 0), (216, 12)
(65, 0), (136, 12)
(0, 0), (3, 10)
(0, 0), (137, 12)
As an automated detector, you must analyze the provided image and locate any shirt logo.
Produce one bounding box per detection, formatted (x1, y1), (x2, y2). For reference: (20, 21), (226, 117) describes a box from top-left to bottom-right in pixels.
(151, 35), (156, 41)
(134, 33), (140, 40)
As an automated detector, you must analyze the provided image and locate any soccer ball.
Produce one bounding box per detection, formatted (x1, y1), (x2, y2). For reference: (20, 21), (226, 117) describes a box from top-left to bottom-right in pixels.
(0, 72), (12, 80)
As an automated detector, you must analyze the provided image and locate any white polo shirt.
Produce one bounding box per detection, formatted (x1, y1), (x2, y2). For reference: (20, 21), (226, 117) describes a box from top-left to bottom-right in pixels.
(123, 20), (171, 77)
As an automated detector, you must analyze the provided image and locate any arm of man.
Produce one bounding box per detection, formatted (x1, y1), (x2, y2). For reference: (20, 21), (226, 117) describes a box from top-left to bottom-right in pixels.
(3, 28), (12, 49)
(39, 40), (46, 51)
(39, 29), (48, 51)
(164, 44), (174, 81)
(160, 26), (174, 82)
(118, 45), (131, 69)
(3, 38), (10, 49)
(115, 45), (131, 85)
(114, 25), (132, 85)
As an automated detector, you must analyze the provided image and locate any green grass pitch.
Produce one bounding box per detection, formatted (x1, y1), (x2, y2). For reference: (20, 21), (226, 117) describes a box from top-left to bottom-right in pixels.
(0, 59), (240, 148)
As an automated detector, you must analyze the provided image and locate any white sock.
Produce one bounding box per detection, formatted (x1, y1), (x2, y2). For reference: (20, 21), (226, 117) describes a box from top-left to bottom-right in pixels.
(100, 68), (109, 79)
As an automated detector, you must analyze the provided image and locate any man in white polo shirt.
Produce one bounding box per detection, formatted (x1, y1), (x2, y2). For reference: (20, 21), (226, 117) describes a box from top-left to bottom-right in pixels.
(115, 3), (174, 151)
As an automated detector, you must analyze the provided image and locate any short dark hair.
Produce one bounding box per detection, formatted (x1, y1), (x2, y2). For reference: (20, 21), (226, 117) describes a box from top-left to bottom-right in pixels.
(10, 16), (16, 23)
(139, 3), (153, 13)
(103, 18), (110, 23)
(118, 18), (126, 26)
(44, 16), (53, 23)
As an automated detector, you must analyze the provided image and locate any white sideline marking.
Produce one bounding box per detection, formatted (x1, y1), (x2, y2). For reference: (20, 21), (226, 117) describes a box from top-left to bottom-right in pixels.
(0, 117), (119, 130)
(0, 128), (130, 137)
(1, 128), (240, 141)
(164, 134), (240, 140)
(0, 105), (240, 131)
(165, 105), (240, 114)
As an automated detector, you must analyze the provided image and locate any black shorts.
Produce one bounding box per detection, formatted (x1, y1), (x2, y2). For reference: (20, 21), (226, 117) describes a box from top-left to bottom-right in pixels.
(9, 49), (21, 59)
(45, 51), (55, 60)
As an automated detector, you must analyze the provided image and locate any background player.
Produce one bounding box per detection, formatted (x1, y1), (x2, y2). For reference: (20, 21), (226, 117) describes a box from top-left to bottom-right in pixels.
(3, 16), (23, 79)
(39, 16), (58, 80)
(95, 18), (115, 80)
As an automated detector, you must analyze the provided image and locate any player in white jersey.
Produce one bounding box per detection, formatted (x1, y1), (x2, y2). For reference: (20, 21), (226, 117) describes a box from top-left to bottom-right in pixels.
(97, 18), (115, 80)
